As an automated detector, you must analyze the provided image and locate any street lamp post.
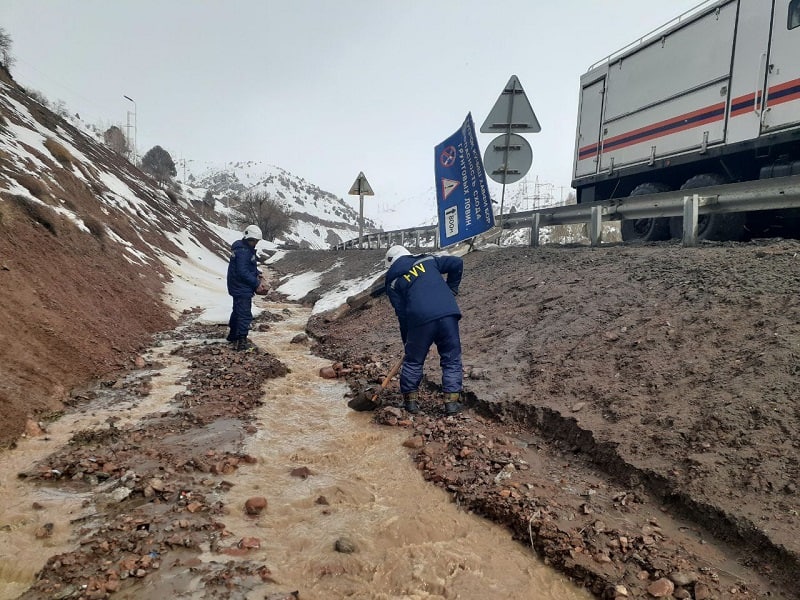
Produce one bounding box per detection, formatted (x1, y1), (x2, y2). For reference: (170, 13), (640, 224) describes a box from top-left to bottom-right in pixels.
(123, 95), (137, 165)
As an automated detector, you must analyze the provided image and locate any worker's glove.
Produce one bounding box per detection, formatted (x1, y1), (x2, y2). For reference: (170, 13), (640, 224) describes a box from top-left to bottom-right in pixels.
(255, 283), (269, 295)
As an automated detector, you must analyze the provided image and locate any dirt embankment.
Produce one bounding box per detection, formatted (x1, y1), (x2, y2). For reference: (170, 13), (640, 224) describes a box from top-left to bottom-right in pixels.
(299, 241), (800, 599)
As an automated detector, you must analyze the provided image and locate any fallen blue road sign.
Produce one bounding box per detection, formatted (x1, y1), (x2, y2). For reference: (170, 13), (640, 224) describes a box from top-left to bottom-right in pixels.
(434, 113), (495, 247)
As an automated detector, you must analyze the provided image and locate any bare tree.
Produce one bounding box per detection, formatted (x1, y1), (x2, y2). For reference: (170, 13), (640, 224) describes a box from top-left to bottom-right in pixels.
(231, 191), (293, 241)
(103, 126), (129, 156)
(0, 28), (15, 69)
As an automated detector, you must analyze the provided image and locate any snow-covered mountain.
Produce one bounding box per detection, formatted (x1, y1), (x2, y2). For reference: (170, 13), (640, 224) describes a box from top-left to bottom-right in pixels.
(181, 161), (379, 249)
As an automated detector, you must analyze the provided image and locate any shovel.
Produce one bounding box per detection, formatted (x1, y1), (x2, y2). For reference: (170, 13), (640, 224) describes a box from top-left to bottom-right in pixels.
(347, 357), (403, 412)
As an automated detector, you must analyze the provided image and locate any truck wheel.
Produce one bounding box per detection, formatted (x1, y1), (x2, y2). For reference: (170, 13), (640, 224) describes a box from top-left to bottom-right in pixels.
(620, 183), (671, 242)
(669, 174), (746, 240)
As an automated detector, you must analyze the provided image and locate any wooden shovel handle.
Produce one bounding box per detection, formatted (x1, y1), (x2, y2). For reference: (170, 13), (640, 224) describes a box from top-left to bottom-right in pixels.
(370, 358), (403, 401)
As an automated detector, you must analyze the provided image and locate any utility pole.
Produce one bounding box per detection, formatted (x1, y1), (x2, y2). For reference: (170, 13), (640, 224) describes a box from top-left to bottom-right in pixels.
(123, 95), (137, 165)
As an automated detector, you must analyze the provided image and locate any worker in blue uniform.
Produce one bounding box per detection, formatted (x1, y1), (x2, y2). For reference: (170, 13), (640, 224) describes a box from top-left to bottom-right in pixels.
(384, 245), (464, 415)
(226, 224), (263, 351)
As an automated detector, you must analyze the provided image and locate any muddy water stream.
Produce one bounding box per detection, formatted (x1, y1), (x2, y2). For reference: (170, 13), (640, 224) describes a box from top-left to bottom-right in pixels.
(0, 359), (189, 599)
(0, 302), (592, 599)
(200, 304), (591, 600)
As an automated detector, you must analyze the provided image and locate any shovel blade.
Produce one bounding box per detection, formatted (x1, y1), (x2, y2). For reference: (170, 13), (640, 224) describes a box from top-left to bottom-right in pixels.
(347, 386), (380, 412)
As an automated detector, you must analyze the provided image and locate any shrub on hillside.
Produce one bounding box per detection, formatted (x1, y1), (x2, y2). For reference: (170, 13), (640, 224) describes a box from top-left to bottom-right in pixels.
(83, 214), (106, 241)
(44, 138), (73, 166)
(10, 194), (58, 235)
(14, 173), (48, 199)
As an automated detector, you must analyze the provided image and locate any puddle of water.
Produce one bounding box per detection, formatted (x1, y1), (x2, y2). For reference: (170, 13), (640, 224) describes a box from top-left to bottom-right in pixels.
(215, 303), (593, 600)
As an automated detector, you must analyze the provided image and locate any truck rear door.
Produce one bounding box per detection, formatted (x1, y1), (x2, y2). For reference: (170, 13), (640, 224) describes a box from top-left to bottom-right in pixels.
(726, 1), (773, 144)
(573, 76), (605, 179)
(762, 0), (800, 131)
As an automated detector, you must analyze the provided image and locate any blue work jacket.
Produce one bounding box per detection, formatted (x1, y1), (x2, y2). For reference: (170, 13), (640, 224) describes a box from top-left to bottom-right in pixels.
(385, 253), (463, 341)
(226, 239), (259, 296)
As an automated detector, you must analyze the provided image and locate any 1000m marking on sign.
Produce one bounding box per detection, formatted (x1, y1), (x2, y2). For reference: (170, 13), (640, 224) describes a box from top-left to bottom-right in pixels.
(444, 206), (459, 237)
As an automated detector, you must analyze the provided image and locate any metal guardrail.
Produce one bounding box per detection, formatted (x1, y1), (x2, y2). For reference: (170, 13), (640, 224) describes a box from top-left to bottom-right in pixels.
(335, 174), (800, 250)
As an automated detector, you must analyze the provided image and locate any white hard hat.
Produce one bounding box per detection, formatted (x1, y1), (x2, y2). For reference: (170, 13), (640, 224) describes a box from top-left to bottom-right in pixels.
(243, 225), (263, 241)
(385, 245), (411, 268)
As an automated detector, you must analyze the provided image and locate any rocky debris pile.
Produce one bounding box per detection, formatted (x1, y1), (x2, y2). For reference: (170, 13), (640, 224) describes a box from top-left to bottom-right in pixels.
(16, 335), (291, 600)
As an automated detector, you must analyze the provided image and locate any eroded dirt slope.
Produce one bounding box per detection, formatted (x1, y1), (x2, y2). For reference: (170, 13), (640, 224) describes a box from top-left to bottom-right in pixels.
(299, 240), (800, 598)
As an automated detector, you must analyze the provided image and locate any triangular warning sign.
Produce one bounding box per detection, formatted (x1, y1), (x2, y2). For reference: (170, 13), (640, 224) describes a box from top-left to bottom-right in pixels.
(441, 178), (460, 201)
(480, 75), (541, 134)
(348, 171), (374, 195)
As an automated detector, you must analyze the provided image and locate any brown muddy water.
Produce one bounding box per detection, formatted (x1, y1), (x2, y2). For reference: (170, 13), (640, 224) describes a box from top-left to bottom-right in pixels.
(0, 303), (592, 599)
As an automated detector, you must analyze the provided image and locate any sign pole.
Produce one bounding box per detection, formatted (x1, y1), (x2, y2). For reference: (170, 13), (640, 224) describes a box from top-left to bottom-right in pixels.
(358, 183), (364, 249)
(498, 78), (517, 244)
(348, 171), (374, 250)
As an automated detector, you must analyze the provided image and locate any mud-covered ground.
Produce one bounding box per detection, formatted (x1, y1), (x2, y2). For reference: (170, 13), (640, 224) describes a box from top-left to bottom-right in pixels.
(273, 241), (800, 599)
(8, 240), (800, 599)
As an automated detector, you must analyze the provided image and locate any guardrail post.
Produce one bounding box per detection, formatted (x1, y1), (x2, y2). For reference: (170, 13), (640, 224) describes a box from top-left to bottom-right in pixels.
(415, 230), (421, 248)
(682, 194), (699, 247)
(589, 206), (602, 247)
(529, 213), (540, 247)
(435, 229), (440, 249)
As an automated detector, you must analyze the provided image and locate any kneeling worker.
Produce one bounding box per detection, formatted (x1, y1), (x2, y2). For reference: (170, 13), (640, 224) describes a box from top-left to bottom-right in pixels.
(384, 245), (464, 415)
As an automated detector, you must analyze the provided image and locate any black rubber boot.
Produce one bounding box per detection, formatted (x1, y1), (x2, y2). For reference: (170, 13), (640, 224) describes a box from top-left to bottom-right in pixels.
(234, 337), (256, 352)
(403, 392), (420, 414)
(443, 392), (463, 416)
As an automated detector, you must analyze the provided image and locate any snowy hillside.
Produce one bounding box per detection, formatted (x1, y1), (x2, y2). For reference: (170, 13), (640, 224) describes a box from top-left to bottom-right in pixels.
(183, 160), (379, 249)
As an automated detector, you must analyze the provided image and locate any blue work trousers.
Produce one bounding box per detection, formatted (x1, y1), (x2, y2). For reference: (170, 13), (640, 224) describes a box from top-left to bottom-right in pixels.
(228, 295), (253, 341)
(401, 315), (462, 394)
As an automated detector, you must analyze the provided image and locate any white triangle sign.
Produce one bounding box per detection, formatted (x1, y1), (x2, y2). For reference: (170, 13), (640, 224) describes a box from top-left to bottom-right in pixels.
(480, 75), (541, 134)
(348, 171), (374, 196)
(441, 177), (460, 200)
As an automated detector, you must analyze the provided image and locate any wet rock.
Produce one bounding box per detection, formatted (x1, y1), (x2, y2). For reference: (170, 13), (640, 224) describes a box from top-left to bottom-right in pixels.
(319, 366), (337, 379)
(315, 495), (329, 505)
(468, 367), (489, 380)
(34, 522), (54, 538)
(613, 584), (629, 597)
(106, 486), (132, 503)
(669, 570), (699, 587)
(402, 435), (424, 449)
(290, 466), (312, 479)
(24, 418), (45, 437)
(334, 537), (357, 553)
(238, 536), (262, 549)
(245, 496), (268, 515)
(646, 578), (674, 597)
(290, 333), (308, 344)
(134, 355), (146, 368)
(694, 582), (711, 599)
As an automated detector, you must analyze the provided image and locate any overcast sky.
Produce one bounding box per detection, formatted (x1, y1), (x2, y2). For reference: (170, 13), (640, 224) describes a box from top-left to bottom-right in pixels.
(4, 0), (703, 229)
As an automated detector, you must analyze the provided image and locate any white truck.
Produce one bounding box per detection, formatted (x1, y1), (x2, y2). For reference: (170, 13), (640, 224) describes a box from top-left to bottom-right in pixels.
(571, 0), (800, 241)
